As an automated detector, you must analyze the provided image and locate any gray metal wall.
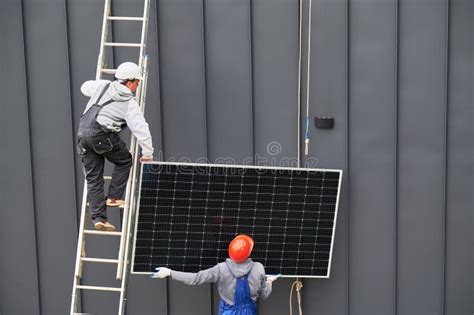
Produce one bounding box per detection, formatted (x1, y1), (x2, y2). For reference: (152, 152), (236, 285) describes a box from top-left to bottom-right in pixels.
(1, 0), (472, 314)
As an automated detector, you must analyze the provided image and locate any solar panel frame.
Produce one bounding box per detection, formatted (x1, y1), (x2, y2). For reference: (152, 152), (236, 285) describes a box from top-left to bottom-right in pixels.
(131, 161), (343, 278)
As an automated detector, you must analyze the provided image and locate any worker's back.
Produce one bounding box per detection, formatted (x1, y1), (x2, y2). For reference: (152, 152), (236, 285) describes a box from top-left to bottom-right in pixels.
(79, 78), (153, 157)
(216, 258), (271, 305)
(81, 79), (134, 132)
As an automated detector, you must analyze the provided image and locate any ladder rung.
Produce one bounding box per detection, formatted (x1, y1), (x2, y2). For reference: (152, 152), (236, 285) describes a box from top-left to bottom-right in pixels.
(86, 202), (124, 208)
(101, 69), (116, 75)
(107, 16), (144, 21)
(81, 257), (119, 264)
(104, 42), (141, 47)
(76, 285), (122, 292)
(84, 230), (122, 236)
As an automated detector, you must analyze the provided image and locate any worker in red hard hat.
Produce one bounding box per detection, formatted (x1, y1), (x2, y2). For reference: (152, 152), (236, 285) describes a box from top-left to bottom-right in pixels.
(152, 234), (280, 315)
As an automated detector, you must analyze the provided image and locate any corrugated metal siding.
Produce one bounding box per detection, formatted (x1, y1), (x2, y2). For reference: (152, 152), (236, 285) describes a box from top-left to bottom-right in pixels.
(1, 0), (472, 314)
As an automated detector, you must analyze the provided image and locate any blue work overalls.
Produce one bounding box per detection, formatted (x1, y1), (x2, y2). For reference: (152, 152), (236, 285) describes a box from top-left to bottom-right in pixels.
(218, 263), (257, 315)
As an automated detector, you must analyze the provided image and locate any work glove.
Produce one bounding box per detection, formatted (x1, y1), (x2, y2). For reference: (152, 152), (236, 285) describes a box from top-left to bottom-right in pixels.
(266, 274), (281, 284)
(151, 267), (171, 279)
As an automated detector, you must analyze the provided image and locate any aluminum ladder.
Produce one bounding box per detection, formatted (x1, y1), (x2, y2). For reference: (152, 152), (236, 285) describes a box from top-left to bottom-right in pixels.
(70, 0), (151, 313)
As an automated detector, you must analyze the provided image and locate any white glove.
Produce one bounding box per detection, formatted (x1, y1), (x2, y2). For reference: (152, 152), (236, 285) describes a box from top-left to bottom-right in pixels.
(151, 267), (171, 279)
(266, 274), (281, 283)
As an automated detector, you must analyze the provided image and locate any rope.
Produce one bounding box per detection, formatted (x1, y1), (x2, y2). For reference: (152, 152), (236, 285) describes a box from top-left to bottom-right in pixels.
(289, 278), (303, 315)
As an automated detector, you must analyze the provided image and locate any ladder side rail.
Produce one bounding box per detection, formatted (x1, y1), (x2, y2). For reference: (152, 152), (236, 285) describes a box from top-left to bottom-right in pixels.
(72, 0), (111, 312)
(137, 0), (151, 66)
(114, 77), (143, 279)
(127, 56), (150, 265)
(115, 52), (149, 279)
(70, 183), (89, 314)
(96, 0), (111, 80)
(118, 55), (150, 315)
(114, 132), (138, 279)
(116, 0), (151, 279)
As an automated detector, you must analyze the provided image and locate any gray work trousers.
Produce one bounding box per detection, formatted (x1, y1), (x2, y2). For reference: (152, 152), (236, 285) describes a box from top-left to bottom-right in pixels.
(77, 131), (132, 223)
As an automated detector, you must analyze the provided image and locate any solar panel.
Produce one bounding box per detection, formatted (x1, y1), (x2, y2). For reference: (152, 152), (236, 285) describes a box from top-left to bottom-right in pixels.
(132, 162), (342, 278)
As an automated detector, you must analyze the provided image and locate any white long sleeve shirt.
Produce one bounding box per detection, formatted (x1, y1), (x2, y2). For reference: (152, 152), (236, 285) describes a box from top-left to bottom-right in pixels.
(81, 79), (154, 156)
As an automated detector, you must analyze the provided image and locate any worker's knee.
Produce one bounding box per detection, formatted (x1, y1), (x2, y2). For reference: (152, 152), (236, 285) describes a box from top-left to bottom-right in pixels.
(116, 151), (132, 168)
(117, 150), (132, 168)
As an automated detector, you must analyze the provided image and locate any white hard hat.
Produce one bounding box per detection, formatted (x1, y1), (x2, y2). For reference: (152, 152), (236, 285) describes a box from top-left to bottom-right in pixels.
(115, 62), (143, 80)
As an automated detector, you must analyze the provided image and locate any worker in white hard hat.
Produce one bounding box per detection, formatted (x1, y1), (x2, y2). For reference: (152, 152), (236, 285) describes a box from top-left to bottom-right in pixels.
(77, 62), (154, 231)
(152, 235), (280, 315)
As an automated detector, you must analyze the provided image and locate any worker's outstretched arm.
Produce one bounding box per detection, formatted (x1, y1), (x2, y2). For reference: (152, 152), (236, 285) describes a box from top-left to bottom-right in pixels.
(125, 99), (154, 157)
(257, 264), (276, 300)
(152, 265), (221, 285)
(259, 277), (273, 300)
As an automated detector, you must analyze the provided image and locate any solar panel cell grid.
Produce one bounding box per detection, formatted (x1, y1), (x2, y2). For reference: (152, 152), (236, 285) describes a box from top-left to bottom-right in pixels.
(132, 163), (342, 278)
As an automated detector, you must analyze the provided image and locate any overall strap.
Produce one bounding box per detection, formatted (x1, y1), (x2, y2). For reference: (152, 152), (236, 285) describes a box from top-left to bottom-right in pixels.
(220, 262), (257, 314)
(99, 99), (114, 108)
(233, 263), (256, 309)
(94, 82), (111, 105)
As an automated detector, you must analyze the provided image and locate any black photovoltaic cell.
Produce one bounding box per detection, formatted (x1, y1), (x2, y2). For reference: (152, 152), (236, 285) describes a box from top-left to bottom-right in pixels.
(132, 163), (342, 277)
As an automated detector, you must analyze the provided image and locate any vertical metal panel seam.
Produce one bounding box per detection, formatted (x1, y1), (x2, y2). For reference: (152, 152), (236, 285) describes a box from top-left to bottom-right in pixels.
(202, 0), (214, 306)
(165, 277), (170, 315)
(156, 2), (165, 160)
(154, 4), (168, 314)
(201, 0), (214, 308)
(441, 0), (451, 314)
(249, 0), (255, 164)
(63, 0), (78, 220)
(345, 0), (351, 313)
(394, 0), (399, 314)
(149, 0), (163, 158)
(63, 0), (82, 310)
(203, 0), (209, 162)
(297, 0), (302, 163)
(299, 0), (308, 301)
(210, 284), (215, 315)
(20, 0), (42, 312)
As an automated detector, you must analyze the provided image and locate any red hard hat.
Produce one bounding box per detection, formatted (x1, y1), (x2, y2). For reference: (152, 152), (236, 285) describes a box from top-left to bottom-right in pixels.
(228, 234), (254, 263)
